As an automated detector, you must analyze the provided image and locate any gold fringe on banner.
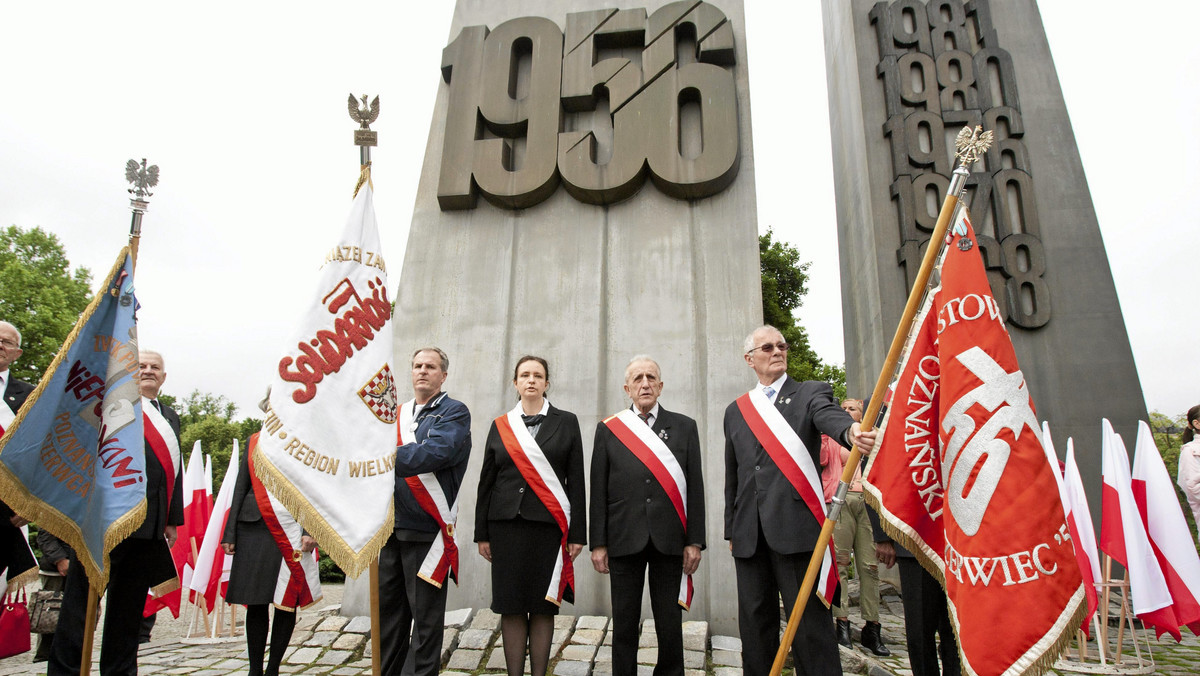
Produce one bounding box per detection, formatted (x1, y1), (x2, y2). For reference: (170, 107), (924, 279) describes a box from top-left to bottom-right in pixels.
(0, 247), (148, 592)
(251, 445), (393, 580)
(352, 163), (373, 198)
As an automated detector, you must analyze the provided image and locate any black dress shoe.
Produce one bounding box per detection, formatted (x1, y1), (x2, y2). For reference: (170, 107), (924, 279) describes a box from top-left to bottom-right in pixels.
(836, 619), (852, 647)
(861, 621), (891, 657)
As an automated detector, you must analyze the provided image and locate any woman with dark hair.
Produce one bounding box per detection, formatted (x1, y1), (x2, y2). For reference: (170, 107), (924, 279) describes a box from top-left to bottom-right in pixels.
(476, 355), (586, 676)
(222, 436), (317, 676)
(1176, 405), (1200, 532)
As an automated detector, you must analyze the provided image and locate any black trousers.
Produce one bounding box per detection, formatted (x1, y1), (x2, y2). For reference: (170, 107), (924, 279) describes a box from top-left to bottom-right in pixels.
(609, 545), (684, 676)
(898, 558), (960, 676)
(48, 538), (159, 676)
(378, 534), (448, 676)
(734, 528), (841, 676)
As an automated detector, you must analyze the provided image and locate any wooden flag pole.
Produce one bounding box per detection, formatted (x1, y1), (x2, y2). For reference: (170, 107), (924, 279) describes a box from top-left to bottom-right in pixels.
(371, 560), (382, 676)
(768, 127), (993, 676)
(78, 587), (99, 676)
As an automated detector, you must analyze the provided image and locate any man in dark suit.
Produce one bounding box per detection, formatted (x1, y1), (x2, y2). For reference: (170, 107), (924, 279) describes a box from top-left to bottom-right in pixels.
(50, 349), (184, 676)
(384, 346), (472, 676)
(874, 534), (960, 676)
(723, 326), (876, 676)
(590, 356), (705, 676)
(1, 320), (38, 585)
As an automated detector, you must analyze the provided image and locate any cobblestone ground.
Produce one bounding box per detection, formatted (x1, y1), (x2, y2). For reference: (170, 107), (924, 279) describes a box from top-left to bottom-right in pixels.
(2, 581), (1197, 675)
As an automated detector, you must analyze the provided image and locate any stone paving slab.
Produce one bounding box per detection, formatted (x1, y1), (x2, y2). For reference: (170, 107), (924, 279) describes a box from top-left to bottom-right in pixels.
(5, 597), (1199, 676)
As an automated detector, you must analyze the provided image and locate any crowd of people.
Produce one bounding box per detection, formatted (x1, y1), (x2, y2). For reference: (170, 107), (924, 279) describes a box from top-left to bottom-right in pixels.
(11, 318), (1195, 676)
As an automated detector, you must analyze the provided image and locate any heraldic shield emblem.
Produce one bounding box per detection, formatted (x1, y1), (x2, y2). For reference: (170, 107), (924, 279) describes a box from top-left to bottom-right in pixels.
(359, 364), (398, 423)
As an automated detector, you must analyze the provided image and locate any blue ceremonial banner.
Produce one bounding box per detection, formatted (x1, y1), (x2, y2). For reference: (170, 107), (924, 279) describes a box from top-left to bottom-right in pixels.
(0, 248), (145, 589)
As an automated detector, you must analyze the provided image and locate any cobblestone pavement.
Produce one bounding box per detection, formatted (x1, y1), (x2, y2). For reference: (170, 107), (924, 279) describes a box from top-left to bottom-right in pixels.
(2, 581), (1198, 675)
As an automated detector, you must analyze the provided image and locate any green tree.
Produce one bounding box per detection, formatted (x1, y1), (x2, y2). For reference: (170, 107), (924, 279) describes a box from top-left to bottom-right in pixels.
(0, 226), (92, 382)
(759, 229), (847, 399)
(170, 389), (261, 481)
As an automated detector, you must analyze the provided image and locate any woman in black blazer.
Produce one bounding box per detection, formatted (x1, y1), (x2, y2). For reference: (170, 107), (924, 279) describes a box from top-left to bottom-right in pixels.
(476, 355), (586, 676)
(221, 435), (315, 676)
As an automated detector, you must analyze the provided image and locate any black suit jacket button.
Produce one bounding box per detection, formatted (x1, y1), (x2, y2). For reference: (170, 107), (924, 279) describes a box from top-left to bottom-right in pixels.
(645, 479), (651, 484)
(645, 498), (651, 503)
(518, 487), (525, 493)
(755, 465), (761, 471)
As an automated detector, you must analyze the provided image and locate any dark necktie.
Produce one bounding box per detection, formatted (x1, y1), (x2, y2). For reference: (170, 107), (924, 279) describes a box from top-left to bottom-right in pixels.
(638, 412), (651, 426)
(151, 399), (161, 412)
(521, 414), (545, 427)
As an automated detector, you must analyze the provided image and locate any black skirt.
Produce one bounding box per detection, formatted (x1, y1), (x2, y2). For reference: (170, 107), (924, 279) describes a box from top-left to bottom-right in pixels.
(488, 517), (569, 615)
(224, 519), (283, 606)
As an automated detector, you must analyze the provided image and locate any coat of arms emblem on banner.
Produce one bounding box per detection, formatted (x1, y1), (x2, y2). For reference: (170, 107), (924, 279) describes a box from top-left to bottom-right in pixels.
(358, 364), (397, 423)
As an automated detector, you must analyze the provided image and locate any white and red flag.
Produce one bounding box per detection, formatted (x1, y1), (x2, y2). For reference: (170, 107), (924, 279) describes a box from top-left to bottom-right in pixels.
(1132, 421), (1200, 637)
(1061, 437), (1102, 636)
(254, 183), (396, 576)
(863, 207), (1084, 676)
(189, 439), (239, 612)
(1042, 424), (1100, 635)
(1099, 420), (1177, 637)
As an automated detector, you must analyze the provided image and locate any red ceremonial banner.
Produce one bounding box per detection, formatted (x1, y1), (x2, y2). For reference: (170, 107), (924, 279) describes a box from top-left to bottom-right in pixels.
(863, 209), (1085, 676)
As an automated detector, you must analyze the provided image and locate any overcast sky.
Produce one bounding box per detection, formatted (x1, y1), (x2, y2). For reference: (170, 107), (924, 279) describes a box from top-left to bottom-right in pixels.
(1, 1), (1195, 420)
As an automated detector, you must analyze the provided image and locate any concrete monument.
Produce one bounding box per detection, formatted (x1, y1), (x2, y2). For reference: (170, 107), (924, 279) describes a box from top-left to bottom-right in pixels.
(823, 0), (1147, 503)
(392, 0), (760, 633)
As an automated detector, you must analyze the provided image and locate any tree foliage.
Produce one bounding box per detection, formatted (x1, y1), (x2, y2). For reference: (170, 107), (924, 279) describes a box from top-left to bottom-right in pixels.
(759, 229), (847, 399)
(169, 389), (262, 482)
(0, 226), (92, 383)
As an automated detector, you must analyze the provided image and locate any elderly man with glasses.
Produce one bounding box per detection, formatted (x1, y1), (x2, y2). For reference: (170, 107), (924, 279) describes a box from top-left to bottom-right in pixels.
(723, 325), (876, 676)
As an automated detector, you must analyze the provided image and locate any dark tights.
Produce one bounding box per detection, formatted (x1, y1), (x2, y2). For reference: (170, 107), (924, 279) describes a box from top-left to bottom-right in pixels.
(500, 613), (554, 676)
(244, 604), (296, 676)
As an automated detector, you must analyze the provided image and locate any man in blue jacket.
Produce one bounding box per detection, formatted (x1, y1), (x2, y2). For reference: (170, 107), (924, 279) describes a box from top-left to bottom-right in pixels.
(382, 346), (472, 675)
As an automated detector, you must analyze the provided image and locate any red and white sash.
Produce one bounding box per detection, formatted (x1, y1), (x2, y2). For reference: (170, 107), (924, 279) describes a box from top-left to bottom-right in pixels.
(736, 389), (838, 606)
(494, 405), (574, 605)
(247, 434), (322, 610)
(0, 396), (16, 434)
(143, 398), (182, 510)
(398, 399), (459, 588)
(604, 409), (693, 609)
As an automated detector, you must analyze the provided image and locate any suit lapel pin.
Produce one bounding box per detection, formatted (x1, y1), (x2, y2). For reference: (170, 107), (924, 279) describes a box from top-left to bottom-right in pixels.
(659, 430), (669, 441)
(783, 397), (791, 405)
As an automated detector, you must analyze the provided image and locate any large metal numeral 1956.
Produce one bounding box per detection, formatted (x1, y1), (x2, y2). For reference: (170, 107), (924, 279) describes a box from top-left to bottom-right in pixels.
(437, 2), (740, 211)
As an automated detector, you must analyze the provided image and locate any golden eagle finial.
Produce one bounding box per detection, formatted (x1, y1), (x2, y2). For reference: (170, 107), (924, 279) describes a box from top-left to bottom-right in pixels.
(348, 94), (380, 130)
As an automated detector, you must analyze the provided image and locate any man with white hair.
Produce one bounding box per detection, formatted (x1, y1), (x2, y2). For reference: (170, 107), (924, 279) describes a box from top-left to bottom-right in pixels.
(589, 356), (705, 676)
(723, 326), (876, 676)
(0, 320), (38, 587)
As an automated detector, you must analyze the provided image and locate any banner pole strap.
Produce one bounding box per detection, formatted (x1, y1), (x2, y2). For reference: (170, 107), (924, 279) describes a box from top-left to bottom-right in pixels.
(768, 128), (993, 676)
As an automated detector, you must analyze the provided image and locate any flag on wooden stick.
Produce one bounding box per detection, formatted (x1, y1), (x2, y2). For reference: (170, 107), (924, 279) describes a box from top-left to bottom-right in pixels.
(253, 184), (395, 576)
(0, 249), (145, 590)
(863, 208), (1085, 676)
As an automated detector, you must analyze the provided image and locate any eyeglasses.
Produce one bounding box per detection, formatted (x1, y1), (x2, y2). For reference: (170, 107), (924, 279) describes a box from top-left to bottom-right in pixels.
(747, 341), (789, 355)
(0, 339), (19, 349)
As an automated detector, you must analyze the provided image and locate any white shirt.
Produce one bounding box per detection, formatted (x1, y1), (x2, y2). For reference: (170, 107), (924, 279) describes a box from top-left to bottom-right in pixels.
(759, 374), (788, 404)
(631, 402), (661, 428)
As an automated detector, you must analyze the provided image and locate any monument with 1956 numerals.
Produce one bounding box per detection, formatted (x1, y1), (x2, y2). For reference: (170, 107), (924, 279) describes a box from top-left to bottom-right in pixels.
(393, 0), (759, 631)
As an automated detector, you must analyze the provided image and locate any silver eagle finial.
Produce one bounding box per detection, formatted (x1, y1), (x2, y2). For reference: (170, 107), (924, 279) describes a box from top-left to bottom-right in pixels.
(954, 126), (994, 168)
(125, 158), (159, 200)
